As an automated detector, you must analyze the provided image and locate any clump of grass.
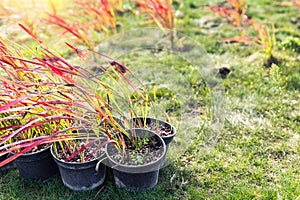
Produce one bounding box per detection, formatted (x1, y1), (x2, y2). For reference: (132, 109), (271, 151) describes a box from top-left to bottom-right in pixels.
(207, 1), (280, 66)
(245, 20), (278, 67)
(46, 13), (94, 48)
(46, 0), (117, 49)
(0, 35), (78, 165)
(206, 0), (248, 27)
(75, 0), (117, 34)
(134, 0), (176, 49)
(278, 0), (300, 10)
(280, 36), (300, 53)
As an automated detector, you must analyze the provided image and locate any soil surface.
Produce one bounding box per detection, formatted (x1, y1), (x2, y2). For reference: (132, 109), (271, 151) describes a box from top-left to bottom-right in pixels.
(145, 123), (173, 137)
(133, 120), (173, 137)
(264, 55), (280, 68)
(28, 144), (49, 153)
(108, 136), (164, 166)
(55, 141), (104, 163)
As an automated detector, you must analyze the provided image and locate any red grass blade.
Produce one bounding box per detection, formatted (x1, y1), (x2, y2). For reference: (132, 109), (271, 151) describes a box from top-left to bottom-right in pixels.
(18, 24), (43, 44)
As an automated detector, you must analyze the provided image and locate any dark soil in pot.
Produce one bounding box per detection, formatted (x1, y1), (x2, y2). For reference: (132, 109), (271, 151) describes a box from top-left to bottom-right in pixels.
(130, 117), (176, 146)
(106, 129), (166, 192)
(14, 146), (59, 181)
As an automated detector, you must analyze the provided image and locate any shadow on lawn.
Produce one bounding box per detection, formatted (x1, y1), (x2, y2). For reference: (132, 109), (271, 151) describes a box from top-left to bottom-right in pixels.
(0, 162), (196, 200)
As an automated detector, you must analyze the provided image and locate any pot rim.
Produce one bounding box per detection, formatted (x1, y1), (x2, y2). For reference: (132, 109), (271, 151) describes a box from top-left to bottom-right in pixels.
(105, 128), (166, 169)
(50, 142), (106, 165)
(130, 117), (176, 138)
(17, 145), (51, 157)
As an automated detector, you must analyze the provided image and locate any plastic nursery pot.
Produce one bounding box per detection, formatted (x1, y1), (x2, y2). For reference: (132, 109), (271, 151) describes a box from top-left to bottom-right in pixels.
(50, 144), (106, 191)
(14, 146), (59, 181)
(131, 117), (176, 146)
(105, 128), (166, 192)
(0, 152), (15, 175)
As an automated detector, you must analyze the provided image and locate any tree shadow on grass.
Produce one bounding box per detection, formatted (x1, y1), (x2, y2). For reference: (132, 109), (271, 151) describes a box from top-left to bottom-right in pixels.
(0, 162), (197, 200)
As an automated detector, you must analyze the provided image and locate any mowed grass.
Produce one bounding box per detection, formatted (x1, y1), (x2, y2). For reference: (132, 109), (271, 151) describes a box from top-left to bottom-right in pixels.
(1, 0), (300, 199)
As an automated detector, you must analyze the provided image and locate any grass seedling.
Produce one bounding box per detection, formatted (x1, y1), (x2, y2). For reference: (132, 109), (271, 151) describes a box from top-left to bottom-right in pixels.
(207, 0), (248, 27)
(75, 0), (117, 34)
(211, 1), (278, 68)
(46, 13), (94, 49)
(245, 19), (278, 67)
(46, 0), (118, 49)
(277, 0), (300, 10)
(134, 0), (176, 50)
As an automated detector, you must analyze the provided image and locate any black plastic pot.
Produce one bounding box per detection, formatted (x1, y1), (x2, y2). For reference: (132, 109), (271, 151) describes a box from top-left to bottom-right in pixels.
(0, 153), (15, 175)
(105, 128), (166, 192)
(51, 145), (106, 191)
(131, 117), (176, 146)
(14, 146), (59, 181)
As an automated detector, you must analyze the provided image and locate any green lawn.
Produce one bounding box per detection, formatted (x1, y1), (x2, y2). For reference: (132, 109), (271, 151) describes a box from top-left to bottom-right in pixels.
(1, 0), (300, 199)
